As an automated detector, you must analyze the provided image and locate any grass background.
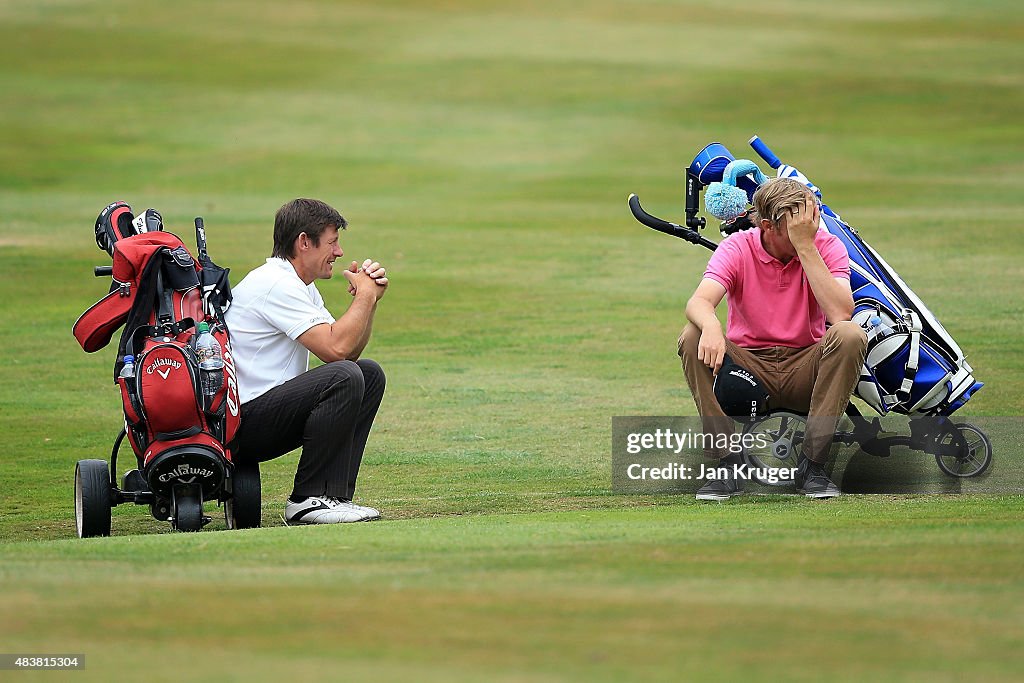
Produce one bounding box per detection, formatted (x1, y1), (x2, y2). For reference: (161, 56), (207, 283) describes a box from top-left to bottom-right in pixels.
(1, 0), (1022, 680)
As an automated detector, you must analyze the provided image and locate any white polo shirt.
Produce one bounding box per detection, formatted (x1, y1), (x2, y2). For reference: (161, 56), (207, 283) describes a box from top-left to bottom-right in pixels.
(225, 258), (335, 404)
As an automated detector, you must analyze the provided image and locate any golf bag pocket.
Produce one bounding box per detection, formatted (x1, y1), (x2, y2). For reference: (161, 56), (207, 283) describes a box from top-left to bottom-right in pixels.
(852, 305), (966, 416)
(130, 341), (230, 498)
(135, 341), (204, 443)
(117, 374), (142, 426)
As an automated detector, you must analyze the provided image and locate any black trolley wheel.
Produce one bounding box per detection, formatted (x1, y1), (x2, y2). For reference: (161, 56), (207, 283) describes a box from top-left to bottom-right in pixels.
(171, 486), (204, 532)
(75, 459), (112, 538)
(225, 461), (261, 530)
(935, 422), (993, 478)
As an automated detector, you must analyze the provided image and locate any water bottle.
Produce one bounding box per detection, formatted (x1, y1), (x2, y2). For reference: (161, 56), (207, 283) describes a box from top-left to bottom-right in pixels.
(868, 315), (895, 341)
(119, 354), (136, 380)
(194, 322), (224, 400)
(118, 355), (137, 417)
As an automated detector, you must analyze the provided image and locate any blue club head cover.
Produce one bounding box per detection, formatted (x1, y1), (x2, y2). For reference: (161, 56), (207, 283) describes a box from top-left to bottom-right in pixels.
(705, 159), (769, 220)
(723, 159), (768, 188)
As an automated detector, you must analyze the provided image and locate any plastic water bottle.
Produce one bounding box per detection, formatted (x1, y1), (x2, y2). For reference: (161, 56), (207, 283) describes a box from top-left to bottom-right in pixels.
(868, 315), (895, 340)
(119, 354), (136, 380)
(194, 322), (224, 399)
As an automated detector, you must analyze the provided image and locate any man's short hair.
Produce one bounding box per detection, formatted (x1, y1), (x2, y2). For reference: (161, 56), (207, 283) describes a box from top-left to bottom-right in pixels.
(752, 178), (814, 227)
(272, 198), (348, 259)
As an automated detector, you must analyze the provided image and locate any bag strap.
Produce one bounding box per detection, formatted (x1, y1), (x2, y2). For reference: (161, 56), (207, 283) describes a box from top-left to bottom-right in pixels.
(880, 309), (922, 408)
(894, 309), (922, 404)
(125, 318), (198, 361)
(115, 248), (198, 379)
(113, 247), (164, 380)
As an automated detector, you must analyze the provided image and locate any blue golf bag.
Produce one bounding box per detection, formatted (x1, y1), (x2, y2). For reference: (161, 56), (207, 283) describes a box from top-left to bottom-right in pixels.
(681, 137), (982, 418)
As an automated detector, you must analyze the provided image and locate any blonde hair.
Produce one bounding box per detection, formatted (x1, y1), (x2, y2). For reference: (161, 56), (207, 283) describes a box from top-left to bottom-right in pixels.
(752, 178), (814, 226)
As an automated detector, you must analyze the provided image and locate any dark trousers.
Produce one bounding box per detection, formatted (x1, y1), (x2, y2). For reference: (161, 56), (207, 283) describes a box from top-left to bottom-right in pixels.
(232, 359), (386, 500)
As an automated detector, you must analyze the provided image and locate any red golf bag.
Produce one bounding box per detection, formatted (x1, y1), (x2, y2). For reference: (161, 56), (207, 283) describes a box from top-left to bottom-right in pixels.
(72, 203), (256, 535)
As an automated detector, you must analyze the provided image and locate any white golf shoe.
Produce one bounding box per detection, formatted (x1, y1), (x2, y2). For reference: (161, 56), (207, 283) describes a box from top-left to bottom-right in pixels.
(346, 501), (381, 520)
(285, 496), (379, 524)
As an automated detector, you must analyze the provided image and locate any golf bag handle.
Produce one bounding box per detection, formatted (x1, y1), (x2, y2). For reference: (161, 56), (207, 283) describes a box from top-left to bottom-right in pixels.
(628, 194), (718, 251)
(95, 265), (113, 277)
(748, 135), (781, 169)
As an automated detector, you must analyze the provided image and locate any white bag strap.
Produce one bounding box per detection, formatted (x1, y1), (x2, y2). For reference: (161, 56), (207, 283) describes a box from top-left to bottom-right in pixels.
(894, 309), (922, 404)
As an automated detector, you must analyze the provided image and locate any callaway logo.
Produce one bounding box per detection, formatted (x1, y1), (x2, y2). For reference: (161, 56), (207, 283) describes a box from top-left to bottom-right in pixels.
(222, 346), (240, 418)
(158, 463), (215, 483)
(147, 358), (182, 379)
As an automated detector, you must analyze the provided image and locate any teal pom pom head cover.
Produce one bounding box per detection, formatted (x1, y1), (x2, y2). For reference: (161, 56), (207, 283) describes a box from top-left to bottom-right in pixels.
(704, 159), (768, 221)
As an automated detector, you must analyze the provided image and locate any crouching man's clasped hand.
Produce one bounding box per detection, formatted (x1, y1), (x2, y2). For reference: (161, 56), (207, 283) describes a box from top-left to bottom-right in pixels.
(346, 258), (388, 296)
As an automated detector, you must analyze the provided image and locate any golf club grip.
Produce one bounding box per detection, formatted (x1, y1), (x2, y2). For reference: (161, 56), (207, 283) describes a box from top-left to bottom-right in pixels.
(94, 266), (113, 277)
(195, 217), (208, 260)
(748, 135), (781, 169)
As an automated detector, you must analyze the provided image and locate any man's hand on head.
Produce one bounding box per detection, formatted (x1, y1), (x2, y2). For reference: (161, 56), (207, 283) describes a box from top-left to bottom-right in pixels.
(785, 195), (821, 250)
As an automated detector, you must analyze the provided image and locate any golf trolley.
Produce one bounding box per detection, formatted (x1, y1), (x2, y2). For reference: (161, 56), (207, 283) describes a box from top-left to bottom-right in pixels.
(736, 408), (992, 487)
(74, 425), (261, 535)
(73, 203), (261, 535)
(629, 136), (993, 487)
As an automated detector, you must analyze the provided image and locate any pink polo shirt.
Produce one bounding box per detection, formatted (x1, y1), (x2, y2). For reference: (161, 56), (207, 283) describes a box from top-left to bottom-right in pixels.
(703, 227), (850, 349)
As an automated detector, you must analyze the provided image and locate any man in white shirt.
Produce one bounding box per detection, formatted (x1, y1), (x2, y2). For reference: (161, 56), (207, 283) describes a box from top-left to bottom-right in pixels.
(226, 198), (389, 524)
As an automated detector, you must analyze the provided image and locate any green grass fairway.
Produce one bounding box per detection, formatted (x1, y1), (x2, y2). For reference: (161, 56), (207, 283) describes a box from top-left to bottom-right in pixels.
(2, 501), (1023, 682)
(1, 0), (1022, 680)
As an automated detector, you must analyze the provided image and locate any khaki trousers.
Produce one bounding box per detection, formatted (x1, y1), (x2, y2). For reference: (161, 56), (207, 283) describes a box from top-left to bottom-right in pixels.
(678, 321), (867, 463)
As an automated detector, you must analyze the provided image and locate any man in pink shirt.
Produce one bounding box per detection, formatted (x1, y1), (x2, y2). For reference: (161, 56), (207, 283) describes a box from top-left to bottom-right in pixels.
(677, 178), (867, 500)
